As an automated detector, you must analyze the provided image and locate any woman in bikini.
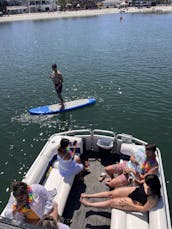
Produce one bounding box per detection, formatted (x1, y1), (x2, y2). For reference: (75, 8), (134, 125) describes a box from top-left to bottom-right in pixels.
(80, 174), (161, 212)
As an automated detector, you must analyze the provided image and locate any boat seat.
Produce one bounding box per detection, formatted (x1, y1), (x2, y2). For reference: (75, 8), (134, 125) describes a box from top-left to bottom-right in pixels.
(120, 143), (145, 157)
(111, 209), (148, 229)
(149, 198), (168, 229)
(43, 163), (75, 216)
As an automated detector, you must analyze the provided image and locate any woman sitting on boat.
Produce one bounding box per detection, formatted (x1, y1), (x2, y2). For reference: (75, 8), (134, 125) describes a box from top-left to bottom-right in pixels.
(57, 138), (84, 177)
(4, 181), (58, 225)
(80, 174), (161, 212)
(105, 144), (158, 188)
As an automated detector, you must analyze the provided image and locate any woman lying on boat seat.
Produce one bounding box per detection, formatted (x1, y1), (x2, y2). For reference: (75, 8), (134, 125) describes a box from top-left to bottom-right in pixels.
(80, 174), (161, 212)
(4, 181), (59, 225)
(57, 138), (88, 179)
(104, 144), (158, 188)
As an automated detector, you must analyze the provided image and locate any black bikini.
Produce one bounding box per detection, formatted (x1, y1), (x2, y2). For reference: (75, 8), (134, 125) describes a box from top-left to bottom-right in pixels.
(128, 184), (148, 205)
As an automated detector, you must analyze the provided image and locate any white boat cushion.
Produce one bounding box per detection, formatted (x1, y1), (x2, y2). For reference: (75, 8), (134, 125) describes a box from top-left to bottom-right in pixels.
(120, 143), (145, 157)
(149, 198), (168, 229)
(111, 209), (127, 229)
(44, 166), (75, 216)
(111, 209), (148, 229)
(126, 212), (148, 229)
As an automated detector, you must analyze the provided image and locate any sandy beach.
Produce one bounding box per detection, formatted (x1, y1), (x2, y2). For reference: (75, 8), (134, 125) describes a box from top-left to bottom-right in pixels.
(0, 5), (172, 23)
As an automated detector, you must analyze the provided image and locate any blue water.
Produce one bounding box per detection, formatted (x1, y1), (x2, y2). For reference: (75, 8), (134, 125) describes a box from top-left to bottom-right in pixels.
(0, 12), (172, 215)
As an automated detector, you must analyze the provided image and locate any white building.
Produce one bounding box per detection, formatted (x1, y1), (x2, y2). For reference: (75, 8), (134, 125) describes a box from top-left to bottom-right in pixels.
(6, 0), (58, 13)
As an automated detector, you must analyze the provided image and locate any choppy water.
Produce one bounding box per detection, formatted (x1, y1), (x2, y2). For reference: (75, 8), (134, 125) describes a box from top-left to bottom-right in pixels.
(0, 12), (172, 215)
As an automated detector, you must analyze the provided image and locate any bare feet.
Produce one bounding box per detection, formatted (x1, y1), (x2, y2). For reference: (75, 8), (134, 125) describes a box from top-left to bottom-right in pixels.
(60, 104), (65, 110)
(80, 197), (89, 207)
(80, 193), (88, 198)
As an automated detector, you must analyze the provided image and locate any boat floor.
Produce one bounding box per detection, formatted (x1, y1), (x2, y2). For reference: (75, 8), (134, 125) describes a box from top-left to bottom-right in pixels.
(62, 150), (124, 229)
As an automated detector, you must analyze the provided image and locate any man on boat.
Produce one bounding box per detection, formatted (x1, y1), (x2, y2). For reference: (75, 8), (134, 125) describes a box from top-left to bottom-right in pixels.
(104, 144), (158, 188)
(4, 181), (58, 225)
(50, 64), (65, 110)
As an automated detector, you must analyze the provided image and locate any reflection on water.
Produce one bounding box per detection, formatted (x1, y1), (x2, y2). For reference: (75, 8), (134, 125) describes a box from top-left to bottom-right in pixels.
(11, 111), (77, 133)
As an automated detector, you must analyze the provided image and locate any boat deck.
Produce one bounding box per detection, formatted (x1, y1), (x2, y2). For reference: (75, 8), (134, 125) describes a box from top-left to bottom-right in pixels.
(62, 150), (123, 229)
(0, 150), (128, 229)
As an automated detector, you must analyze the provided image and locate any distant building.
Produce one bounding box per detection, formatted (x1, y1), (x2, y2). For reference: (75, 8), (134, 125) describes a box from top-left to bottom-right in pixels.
(102, 0), (120, 7)
(6, 0), (58, 14)
(102, 0), (132, 8)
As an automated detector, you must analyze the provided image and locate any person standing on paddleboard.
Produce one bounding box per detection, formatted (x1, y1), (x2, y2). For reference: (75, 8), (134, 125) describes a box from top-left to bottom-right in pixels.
(50, 64), (65, 110)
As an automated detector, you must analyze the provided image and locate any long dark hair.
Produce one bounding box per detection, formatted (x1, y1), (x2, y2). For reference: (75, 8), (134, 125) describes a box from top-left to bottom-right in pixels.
(59, 138), (70, 150)
(145, 174), (161, 198)
(146, 144), (157, 153)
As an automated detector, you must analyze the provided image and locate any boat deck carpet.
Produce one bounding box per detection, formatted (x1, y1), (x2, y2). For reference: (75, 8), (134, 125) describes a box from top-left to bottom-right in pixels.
(62, 150), (121, 229)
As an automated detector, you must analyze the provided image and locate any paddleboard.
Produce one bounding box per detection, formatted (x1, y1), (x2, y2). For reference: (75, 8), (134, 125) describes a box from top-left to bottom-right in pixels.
(29, 98), (96, 115)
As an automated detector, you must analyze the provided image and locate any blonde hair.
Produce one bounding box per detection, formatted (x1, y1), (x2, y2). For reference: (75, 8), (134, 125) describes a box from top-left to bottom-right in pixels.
(37, 215), (59, 229)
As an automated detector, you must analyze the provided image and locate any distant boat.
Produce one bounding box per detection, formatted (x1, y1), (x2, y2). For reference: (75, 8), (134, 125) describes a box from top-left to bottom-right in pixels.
(1, 129), (171, 229)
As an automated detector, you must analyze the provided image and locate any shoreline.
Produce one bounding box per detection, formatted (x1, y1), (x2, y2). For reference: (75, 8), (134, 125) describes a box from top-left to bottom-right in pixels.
(0, 6), (172, 23)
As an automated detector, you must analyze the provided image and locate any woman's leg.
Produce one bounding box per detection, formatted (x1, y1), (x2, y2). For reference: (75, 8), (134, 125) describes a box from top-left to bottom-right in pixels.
(81, 190), (112, 199)
(80, 196), (136, 211)
(80, 197), (113, 208)
(110, 186), (135, 198)
(81, 186), (135, 199)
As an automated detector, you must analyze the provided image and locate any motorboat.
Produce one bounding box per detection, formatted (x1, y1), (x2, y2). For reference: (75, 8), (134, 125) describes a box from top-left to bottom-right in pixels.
(1, 129), (171, 229)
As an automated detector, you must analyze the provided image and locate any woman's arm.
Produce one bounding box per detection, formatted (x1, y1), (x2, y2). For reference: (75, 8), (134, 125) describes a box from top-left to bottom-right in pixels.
(81, 191), (113, 199)
(71, 141), (77, 158)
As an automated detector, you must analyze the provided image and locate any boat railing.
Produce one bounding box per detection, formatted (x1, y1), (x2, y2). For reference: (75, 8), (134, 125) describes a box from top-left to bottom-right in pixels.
(55, 129), (92, 137)
(53, 129), (116, 138)
(92, 129), (116, 137)
(54, 129), (147, 146)
(156, 148), (172, 229)
(116, 133), (147, 145)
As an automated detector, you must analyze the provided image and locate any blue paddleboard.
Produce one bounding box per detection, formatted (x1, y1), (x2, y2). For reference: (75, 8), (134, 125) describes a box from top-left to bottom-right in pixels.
(29, 98), (96, 115)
